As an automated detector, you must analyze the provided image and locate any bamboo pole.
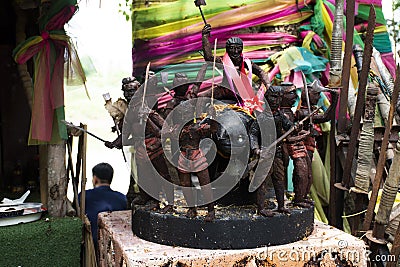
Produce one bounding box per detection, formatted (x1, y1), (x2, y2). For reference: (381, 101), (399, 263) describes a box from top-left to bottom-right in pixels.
(66, 138), (80, 216)
(80, 125), (88, 220)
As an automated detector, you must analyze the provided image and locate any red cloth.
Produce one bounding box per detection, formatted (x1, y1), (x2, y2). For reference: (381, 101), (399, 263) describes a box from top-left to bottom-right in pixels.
(178, 149), (208, 173)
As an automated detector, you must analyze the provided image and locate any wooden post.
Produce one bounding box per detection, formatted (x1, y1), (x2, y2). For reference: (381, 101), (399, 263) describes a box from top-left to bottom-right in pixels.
(80, 125), (88, 220)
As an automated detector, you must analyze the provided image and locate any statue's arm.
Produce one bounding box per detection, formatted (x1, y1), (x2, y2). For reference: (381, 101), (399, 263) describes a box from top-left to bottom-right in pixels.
(281, 112), (294, 132)
(149, 110), (165, 129)
(189, 63), (209, 98)
(252, 63), (270, 89)
(249, 119), (261, 152)
(202, 24), (213, 62)
(313, 91), (339, 124)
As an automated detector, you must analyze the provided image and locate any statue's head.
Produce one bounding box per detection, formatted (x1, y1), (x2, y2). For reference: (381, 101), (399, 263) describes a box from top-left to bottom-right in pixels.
(280, 82), (297, 107)
(226, 37), (243, 63)
(139, 70), (158, 89)
(147, 70), (158, 89)
(121, 76), (140, 103)
(172, 72), (189, 96)
(265, 86), (282, 110)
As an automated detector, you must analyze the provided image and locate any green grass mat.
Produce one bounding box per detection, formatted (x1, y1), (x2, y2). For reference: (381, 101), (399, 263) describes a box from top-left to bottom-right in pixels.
(0, 216), (82, 267)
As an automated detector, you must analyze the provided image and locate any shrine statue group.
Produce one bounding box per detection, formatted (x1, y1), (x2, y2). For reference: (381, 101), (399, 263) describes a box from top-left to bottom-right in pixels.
(104, 24), (338, 222)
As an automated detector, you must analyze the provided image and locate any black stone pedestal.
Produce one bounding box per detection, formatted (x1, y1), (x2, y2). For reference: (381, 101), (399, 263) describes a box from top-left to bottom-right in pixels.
(132, 204), (314, 249)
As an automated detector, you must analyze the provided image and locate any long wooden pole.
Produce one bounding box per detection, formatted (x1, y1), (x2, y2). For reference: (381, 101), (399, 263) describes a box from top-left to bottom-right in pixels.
(328, 0), (346, 227)
(80, 124), (88, 220)
(66, 139), (80, 216)
(211, 38), (217, 106)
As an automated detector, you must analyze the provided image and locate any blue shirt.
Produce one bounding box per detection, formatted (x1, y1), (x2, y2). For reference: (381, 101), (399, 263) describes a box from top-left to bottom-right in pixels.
(79, 186), (127, 248)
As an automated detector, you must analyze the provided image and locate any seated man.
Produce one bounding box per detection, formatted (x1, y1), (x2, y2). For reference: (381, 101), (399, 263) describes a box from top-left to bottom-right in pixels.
(79, 163), (127, 253)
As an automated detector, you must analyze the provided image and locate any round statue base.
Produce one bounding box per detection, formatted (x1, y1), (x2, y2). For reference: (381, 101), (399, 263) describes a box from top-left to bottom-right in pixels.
(132, 203), (314, 249)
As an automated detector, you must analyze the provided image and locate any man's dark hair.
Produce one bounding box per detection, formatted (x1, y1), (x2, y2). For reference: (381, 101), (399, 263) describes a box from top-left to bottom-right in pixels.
(92, 163), (114, 184)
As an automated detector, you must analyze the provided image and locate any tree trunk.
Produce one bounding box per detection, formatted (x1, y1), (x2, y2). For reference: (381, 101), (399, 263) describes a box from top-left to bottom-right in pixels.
(39, 145), (48, 209)
(47, 143), (67, 217)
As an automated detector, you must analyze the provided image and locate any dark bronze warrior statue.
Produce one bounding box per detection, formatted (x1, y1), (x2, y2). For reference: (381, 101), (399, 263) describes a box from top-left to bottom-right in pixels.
(201, 24), (270, 102)
(280, 82), (297, 123)
(104, 77), (141, 150)
(136, 72), (176, 213)
(281, 82), (312, 207)
(156, 72), (192, 211)
(104, 77), (143, 208)
(277, 82), (298, 187)
(159, 72), (191, 119)
(292, 80), (338, 206)
(164, 97), (217, 221)
(249, 86), (292, 216)
(108, 76), (174, 212)
(276, 81), (310, 207)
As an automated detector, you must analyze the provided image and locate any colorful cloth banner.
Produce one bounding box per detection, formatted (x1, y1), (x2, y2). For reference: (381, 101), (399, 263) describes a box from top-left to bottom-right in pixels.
(13, 0), (86, 144)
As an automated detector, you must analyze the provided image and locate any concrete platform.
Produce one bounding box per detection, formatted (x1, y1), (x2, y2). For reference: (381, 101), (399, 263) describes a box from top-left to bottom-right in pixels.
(98, 210), (367, 267)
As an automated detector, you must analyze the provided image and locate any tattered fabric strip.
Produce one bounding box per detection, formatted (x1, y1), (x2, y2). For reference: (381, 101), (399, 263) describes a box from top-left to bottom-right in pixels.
(13, 3), (86, 143)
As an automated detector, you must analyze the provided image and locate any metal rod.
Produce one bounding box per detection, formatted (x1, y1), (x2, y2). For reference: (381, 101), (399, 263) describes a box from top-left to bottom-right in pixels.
(198, 6), (207, 25)
(328, 0), (347, 227)
(140, 62), (151, 125)
(211, 38), (217, 106)
(141, 62), (151, 109)
(265, 107), (321, 151)
(248, 107), (322, 192)
(335, 6), (376, 190)
(329, 97), (341, 227)
(337, 0), (355, 134)
(61, 120), (107, 143)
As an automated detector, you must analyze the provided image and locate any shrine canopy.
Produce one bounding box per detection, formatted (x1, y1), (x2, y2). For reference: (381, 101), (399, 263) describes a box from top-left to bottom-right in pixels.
(131, 0), (395, 87)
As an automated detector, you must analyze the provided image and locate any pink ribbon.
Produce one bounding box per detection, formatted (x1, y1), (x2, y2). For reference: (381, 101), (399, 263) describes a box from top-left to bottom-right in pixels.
(222, 53), (263, 112)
